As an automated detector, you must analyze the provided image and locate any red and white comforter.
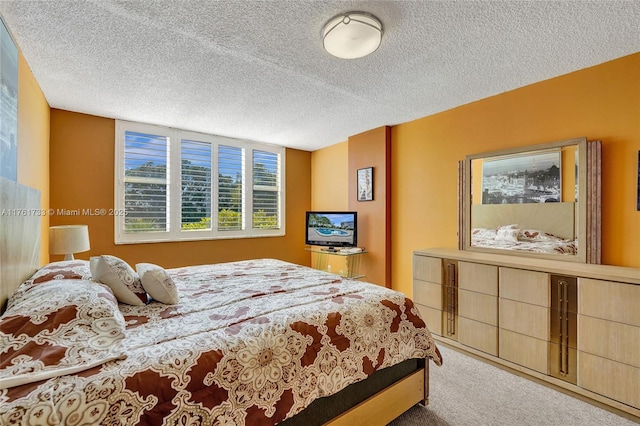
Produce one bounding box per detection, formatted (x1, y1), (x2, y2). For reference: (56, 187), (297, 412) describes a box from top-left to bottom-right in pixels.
(1, 259), (441, 425)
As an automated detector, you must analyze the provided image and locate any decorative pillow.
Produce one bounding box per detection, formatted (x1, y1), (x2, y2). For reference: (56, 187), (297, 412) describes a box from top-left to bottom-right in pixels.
(136, 263), (180, 304)
(6, 261), (94, 312)
(498, 224), (519, 230)
(518, 229), (564, 242)
(496, 227), (520, 242)
(90, 255), (147, 305)
(30, 260), (92, 284)
(0, 280), (126, 389)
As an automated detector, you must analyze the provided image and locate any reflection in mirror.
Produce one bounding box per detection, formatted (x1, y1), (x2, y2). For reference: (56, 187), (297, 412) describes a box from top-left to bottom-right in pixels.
(462, 137), (600, 263)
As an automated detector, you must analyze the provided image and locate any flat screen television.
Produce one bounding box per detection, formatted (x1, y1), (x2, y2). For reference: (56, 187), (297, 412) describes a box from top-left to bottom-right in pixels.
(305, 211), (357, 251)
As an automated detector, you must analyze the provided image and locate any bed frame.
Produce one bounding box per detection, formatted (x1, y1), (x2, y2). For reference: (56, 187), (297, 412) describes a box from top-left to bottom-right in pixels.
(326, 360), (428, 425)
(0, 176), (431, 424)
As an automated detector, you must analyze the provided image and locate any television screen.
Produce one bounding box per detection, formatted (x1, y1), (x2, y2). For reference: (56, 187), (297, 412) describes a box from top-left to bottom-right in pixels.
(305, 211), (357, 250)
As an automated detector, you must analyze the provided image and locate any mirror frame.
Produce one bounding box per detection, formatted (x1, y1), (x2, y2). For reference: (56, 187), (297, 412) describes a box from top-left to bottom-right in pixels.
(461, 137), (600, 263)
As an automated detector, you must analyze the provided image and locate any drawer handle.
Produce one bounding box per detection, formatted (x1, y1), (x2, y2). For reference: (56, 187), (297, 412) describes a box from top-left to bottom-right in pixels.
(446, 263), (456, 337)
(558, 279), (570, 377)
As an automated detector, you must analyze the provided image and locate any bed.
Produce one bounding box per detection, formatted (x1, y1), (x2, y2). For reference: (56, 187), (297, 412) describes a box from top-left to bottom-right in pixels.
(470, 202), (578, 255)
(0, 178), (442, 425)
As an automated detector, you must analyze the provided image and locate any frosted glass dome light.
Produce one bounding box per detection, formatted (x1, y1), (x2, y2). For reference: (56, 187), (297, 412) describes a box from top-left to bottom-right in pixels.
(322, 12), (383, 59)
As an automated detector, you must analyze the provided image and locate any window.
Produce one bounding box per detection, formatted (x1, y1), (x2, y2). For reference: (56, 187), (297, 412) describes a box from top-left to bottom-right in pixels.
(115, 121), (285, 244)
(218, 145), (243, 231)
(253, 150), (280, 228)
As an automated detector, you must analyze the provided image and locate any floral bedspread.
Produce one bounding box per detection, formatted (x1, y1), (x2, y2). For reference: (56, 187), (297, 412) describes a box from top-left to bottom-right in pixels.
(472, 227), (578, 255)
(0, 259), (441, 425)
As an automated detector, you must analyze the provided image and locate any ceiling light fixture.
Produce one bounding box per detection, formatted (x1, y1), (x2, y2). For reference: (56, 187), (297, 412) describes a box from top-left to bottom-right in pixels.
(322, 12), (383, 59)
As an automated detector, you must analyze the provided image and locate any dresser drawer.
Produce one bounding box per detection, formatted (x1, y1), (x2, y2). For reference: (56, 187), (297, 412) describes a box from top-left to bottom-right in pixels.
(579, 278), (640, 326)
(499, 298), (549, 340)
(413, 279), (442, 310)
(499, 268), (549, 307)
(499, 329), (549, 374)
(413, 256), (442, 284)
(578, 315), (640, 368)
(459, 262), (498, 295)
(459, 317), (498, 356)
(459, 289), (497, 326)
(579, 352), (640, 409)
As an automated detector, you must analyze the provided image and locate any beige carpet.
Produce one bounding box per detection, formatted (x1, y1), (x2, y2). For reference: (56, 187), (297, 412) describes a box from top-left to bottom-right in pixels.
(389, 345), (637, 426)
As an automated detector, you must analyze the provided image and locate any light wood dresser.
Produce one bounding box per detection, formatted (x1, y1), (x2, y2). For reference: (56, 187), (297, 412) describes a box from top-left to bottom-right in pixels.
(413, 248), (640, 420)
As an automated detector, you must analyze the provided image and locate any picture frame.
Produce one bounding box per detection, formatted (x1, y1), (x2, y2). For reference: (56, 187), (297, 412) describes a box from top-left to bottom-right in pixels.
(481, 150), (562, 205)
(357, 167), (373, 201)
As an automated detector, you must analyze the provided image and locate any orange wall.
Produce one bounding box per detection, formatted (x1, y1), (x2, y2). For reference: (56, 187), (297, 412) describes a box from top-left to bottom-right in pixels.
(311, 141), (348, 210)
(391, 53), (640, 297)
(17, 50), (50, 265)
(49, 109), (311, 268)
(309, 141), (348, 271)
(309, 129), (393, 287)
(348, 127), (392, 287)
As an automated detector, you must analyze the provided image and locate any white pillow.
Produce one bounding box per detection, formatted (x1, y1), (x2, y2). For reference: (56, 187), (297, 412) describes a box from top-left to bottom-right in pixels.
(496, 227), (519, 242)
(90, 255), (147, 305)
(136, 263), (179, 304)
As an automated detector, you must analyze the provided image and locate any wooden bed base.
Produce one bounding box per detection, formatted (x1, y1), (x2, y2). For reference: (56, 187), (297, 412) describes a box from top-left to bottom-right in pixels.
(327, 360), (429, 425)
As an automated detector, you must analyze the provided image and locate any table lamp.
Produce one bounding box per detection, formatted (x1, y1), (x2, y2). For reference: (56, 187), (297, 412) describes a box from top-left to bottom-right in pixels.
(49, 225), (90, 260)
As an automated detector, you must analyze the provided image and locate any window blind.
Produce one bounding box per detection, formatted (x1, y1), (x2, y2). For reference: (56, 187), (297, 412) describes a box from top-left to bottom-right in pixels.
(123, 131), (169, 233)
(218, 145), (244, 230)
(181, 139), (212, 231)
(253, 149), (280, 229)
(115, 120), (285, 243)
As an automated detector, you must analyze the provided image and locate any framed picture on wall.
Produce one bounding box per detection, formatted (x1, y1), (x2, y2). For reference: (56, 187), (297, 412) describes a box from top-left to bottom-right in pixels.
(481, 150), (561, 204)
(357, 167), (373, 201)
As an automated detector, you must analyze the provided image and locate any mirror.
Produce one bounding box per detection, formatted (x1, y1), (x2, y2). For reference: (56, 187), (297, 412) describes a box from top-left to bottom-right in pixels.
(462, 137), (600, 263)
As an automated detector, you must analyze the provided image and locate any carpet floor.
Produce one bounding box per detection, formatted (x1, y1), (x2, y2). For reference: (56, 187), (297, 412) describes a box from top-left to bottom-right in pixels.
(388, 345), (638, 426)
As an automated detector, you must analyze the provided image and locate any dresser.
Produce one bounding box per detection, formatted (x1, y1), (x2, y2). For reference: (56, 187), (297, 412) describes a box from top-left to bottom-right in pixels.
(413, 248), (640, 419)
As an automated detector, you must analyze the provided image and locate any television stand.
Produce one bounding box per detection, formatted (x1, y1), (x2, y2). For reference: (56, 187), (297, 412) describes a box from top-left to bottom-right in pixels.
(305, 247), (367, 279)
(322, 247), (339, 253)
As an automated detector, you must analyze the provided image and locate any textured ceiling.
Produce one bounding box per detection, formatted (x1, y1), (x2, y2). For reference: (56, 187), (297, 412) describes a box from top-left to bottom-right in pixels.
(1, 1), (639, 151)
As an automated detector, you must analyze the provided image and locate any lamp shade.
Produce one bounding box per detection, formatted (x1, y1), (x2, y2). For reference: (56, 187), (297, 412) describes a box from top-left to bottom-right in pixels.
(322, 12), (383, 59)
(50, 225), (90, 260)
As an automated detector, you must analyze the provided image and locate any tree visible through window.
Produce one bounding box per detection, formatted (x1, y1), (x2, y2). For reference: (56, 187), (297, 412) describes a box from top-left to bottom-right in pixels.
(123, 131), (169, 233)
(253, 150), (279, 229)
(181, 140), (212, 230)
(218, 145), (243, 230)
